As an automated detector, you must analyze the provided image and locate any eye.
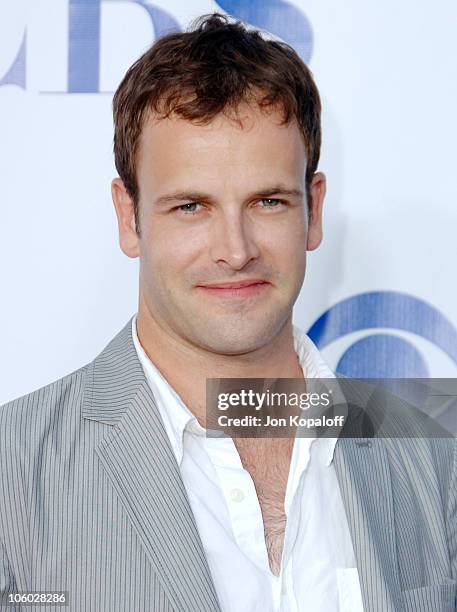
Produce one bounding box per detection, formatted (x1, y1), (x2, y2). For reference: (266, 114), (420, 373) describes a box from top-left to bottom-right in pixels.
(259, 198), (284, 209)
(175, 202), (203, 214)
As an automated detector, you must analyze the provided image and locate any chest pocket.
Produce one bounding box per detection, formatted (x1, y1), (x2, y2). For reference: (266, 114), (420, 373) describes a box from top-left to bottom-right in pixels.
(401, 578), (457, 612)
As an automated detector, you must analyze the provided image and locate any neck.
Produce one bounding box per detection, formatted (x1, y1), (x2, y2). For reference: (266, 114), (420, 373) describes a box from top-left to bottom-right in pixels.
(135, 306), (304, 427)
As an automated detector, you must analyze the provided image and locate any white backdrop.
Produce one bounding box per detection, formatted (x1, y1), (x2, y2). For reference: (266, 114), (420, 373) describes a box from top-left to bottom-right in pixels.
(1, 0), (457, 405)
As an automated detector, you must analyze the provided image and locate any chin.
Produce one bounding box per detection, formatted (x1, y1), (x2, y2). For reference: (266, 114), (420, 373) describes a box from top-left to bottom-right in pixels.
(196, 327), (273, 356)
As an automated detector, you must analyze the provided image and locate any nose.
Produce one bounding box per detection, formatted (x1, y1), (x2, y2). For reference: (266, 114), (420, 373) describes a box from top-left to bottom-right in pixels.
(209, 209), (260, 271)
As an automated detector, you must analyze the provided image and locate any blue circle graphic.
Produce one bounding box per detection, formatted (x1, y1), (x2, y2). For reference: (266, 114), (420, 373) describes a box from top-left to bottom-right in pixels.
(337, 333), (429, 378)
(307, 291), (457, 377)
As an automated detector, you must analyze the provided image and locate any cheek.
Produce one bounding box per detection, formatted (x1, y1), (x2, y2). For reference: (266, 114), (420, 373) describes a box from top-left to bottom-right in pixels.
(142, 230), (203, 276)
(267, 221), (307, 285)
(267, 216), (307, 256)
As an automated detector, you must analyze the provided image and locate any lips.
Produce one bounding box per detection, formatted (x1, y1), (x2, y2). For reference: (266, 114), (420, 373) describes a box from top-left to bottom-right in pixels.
(197, 279), (268, 289)
(196, 280), (270, 299)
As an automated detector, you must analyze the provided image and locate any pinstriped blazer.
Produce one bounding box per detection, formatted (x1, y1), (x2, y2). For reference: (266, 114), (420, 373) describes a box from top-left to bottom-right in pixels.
(0, 316), (456, 611)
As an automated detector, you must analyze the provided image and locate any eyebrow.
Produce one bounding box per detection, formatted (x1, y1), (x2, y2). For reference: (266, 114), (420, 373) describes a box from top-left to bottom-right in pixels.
(154, 185), (304, 207)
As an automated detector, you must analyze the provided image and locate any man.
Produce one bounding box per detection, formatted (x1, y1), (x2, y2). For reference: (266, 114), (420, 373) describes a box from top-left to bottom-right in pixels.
(1, 12), (456, 612)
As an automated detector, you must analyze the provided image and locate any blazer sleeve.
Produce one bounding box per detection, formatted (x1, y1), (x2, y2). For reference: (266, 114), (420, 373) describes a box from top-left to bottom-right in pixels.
(0, 539), (19, 612)
(446, 438), (457, 582)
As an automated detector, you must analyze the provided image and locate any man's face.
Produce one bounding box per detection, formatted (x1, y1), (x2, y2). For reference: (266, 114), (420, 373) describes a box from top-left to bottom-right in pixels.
(112, 102), (325, 355)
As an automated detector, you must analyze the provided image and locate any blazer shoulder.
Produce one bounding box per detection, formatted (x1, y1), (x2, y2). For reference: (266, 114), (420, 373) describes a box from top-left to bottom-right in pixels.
(0, 362), (92, 441)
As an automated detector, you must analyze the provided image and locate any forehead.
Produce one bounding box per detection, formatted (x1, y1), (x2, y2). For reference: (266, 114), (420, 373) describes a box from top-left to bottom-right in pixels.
(137, 102), (306, 189)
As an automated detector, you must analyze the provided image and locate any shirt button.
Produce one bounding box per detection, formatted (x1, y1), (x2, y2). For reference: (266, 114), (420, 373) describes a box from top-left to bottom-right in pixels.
(229, 488), (245, 502)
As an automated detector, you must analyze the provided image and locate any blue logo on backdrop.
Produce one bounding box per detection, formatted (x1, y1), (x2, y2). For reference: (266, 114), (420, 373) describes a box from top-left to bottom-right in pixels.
(307, 291), (457, 378)
(0, 0), (313, 91)
(215, 1), (313, 64)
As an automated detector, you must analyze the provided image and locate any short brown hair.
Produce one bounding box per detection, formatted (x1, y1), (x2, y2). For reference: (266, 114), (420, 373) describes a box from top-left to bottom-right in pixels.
(113, 12), (322, 235)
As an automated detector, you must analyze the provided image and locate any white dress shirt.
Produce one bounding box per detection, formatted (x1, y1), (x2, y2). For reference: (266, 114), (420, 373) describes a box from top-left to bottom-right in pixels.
(132, 315), (364, 612)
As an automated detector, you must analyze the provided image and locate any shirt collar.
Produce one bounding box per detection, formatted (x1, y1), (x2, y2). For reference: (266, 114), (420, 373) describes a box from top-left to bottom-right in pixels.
(132, 315), (339, 466)
(292, 325), (340, 466)
(131, 315), (196, 464)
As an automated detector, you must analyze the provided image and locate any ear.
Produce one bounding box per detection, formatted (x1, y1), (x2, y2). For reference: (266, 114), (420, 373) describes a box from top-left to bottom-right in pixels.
(306, 171), (326, 251)
(111, 178), (140, 258)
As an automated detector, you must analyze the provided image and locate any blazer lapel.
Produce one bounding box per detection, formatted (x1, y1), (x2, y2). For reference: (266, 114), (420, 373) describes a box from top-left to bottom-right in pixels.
(82, 317), (221, 612)
(333, 403), (403, 611)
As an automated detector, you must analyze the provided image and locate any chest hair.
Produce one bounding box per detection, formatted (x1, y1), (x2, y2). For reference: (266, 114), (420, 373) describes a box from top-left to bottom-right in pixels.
(234, 438), (293, 576)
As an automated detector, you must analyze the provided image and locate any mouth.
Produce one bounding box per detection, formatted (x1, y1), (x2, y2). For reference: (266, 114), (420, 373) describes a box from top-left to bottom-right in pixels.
(196, 281), (271, 300)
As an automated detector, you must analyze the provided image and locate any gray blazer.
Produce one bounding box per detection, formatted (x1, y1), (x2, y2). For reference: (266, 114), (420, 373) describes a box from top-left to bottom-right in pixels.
(1, 316), (456, 611)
